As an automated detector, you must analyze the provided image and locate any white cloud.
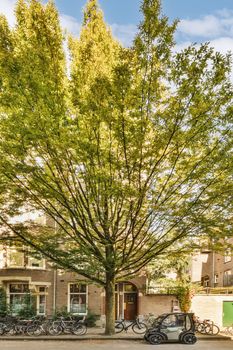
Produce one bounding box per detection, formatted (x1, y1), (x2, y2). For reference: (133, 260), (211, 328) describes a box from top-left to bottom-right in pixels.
(174, 37), (233, 55)
(0, 1), (82, 37)
(178, 9), (233, 39)
(111, 23), (137, 47)
(60, 14), (81, 37)
(179, 15), (222, 38)
(215, 8), (233, 19)
(209, 37), (233, 82)
(0, 0), (15, 26)
(174, 38), (233, 82)
(174, 41), (192, 53)
(209, 37), (233, 54)
(176, 9), (233, 81)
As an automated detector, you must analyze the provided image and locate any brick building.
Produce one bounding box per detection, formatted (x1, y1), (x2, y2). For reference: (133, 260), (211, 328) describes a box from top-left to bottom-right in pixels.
(0, 244), (178, 320)
(191, 239), (233, 288)
(190, 240), (233, 328)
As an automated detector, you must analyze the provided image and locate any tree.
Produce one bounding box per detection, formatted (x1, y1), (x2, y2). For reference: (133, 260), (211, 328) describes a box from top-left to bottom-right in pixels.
(0, 0), (232, 334)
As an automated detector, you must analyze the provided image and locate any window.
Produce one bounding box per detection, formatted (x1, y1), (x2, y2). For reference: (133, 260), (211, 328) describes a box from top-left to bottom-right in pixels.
(36, 286), (46, 315)
(38, 295), (46, 314)
(162, 314), (177, 327)
(7, 247), (24, 268)
(224, 270), (231, 281)
(223, 270), (232, 287)
(124, 283), (137, 292)
(69, 284), (87, 314)
(214, 274), (219, 284)
(224, 270), (232, 277)
(224, 249), (232, 263)
(27, 250), (45, 269)
(6, 246), (45, 269)
(185, 315), (192, 331)
(0, 245), (5, 268)
(9, 283), (30, 314)
(203, 276), (210, 287)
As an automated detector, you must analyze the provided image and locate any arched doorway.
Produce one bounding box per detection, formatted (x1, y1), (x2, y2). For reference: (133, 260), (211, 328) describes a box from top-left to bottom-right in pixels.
(115, 282), (138, 320)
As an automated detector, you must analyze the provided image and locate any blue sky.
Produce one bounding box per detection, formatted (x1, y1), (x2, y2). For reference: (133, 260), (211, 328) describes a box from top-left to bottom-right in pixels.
(1, 0), (233, 53)
(55, 0), (233, 25)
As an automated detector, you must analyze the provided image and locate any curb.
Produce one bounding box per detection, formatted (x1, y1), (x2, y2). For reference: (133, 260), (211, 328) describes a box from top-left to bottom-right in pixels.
(0, 335), (231, 341)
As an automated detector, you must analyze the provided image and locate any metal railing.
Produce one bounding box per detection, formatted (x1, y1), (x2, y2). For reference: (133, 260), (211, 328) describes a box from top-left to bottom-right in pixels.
(197, 287), (233, 295)
(146, 286), (180, 295)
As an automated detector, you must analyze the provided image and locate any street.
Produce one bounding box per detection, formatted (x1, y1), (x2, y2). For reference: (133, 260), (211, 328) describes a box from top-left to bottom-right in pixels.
(0, 340), (232, 350)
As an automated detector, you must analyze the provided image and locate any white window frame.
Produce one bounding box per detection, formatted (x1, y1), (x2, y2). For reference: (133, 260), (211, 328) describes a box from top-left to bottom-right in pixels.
(7, 247), (25, 268)
(67, 283), (88, 315)
(5, 246), (46, 270)
(27, 249), (45, 270)
(224, 249), (232, 263)
(224, 269), (232, 277)
(35, 286), (47, 315)
(7, 282), (30, 314)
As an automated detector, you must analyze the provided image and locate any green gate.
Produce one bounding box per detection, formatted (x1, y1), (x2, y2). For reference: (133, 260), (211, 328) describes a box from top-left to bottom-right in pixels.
(223, 301), (233, 327)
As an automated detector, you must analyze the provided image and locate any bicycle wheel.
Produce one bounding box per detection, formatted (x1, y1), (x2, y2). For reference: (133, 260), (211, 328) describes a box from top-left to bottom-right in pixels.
(205, 324), (220, 335)
(115, 322), (124, 333)
(48, 324), (62, 335)
(6, 327), (17, 336)
(0, 324), (5, 335)
(197, 323), (206, 334)
(132, 322), (147, 334)
(27, 324), (42, 336)
(72, 324), (87, 335)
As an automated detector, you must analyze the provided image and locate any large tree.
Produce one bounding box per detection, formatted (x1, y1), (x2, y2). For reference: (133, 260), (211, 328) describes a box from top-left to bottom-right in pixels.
(0, 0), (232, 334)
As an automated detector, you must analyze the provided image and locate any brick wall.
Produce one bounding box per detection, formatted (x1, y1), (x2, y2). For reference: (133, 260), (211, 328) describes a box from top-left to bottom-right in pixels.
(139, 294), (177, 317)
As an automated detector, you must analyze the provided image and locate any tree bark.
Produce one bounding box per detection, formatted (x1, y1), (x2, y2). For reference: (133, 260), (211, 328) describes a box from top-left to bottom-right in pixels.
(105, 271), (115, 335)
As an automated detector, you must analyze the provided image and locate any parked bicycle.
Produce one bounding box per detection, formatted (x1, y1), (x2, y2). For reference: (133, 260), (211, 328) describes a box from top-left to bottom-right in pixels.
(48, 316), (87, 335)
(0, 315), (87, 337)
(0, 316), (17, 336)
(195, 317), (220, 335)
(115, 318), (147, 334)
(0, 316), (35, 336)
(26, 316), (53, 336)
(143, 313), (157, 327)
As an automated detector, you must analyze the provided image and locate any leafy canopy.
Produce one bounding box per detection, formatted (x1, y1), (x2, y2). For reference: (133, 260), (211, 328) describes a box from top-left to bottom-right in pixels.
(0, 0), (232, 287)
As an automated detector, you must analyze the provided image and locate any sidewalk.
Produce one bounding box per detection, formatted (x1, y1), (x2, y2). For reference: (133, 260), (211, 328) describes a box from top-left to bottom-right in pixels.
(0, 327), (232, 341)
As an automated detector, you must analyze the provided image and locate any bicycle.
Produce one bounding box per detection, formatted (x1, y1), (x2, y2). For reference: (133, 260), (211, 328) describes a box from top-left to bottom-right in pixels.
(115, 318), (147, 334)
(0, 317), (34, 336)
(195, 318), (220, 335)
(143, 313), (156, 327)
(26, 316), (53, 336)
(48, 316), (87, 335)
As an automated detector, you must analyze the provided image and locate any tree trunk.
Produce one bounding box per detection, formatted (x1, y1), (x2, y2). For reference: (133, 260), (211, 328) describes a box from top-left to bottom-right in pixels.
(105, 271), (115, 335)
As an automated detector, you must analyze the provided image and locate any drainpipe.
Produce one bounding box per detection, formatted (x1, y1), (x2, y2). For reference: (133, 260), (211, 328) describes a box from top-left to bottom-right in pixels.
(53, 220), (57, 314)
(53, 268), (57, 313)
(212, 251), (215, 288)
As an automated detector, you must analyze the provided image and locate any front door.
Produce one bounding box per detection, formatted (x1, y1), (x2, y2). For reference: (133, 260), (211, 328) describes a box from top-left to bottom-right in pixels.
(124, 293), (137, 320)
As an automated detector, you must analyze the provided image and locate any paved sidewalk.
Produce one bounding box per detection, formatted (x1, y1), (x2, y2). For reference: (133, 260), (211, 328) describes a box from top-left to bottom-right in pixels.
(0, 327), (231, 341)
